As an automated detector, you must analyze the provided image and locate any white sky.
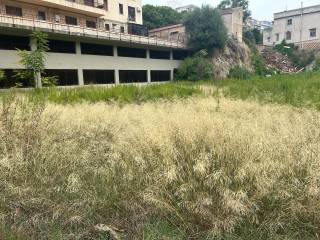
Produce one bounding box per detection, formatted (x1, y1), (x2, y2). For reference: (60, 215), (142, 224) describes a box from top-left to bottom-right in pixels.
(142, 0), (320, 21)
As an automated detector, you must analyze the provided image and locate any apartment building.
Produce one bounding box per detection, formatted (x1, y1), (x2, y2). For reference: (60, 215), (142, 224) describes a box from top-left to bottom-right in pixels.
(263, 4), (320, 49)
(149, 7), (244, 43)
(0, 0), (189, 88)
(175, 5), (197, 13)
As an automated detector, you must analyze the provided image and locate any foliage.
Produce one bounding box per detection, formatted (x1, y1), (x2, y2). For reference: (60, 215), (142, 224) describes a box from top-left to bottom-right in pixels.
(29, 83), (202, 104)
(218, 0), (251, 21)
(244, 37), (267, 76)
(274, 40), (315, 69)
(229, 66), (252, 79)
(219, 71), (320, 110)
(244, 29), (263, 44)
(142, 5), (184, 29)
(313, 57), (320, 71)
(1, 91), (320, 239)
(184, 5), (228, 54)
(17, 31), (50, 88)
(175, 51), (215, 81)
(0, 69), (5, 81)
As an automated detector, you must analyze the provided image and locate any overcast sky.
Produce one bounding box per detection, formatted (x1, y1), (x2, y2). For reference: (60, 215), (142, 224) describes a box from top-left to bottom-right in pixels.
(142, 0), (320, 21)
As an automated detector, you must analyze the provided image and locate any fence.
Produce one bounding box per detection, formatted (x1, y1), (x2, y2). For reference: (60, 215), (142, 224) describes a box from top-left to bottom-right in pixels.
(0, 14), (187, 49)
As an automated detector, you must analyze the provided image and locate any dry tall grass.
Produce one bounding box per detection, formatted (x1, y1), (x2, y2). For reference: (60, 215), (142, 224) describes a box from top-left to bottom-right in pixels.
(1, 94), (320, 239)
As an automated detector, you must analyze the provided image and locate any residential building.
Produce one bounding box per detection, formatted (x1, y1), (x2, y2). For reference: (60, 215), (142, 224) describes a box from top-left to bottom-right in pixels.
(175, 4), (197, 13)
(246, 17), (272, 31)
(0, 0), (189, 88)
(149, 7), (243, 43)
(263, 4), (320, 49)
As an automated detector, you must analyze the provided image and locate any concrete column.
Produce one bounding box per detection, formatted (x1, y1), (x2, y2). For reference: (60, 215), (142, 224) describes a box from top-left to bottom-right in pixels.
(114, 46), (120, 84)
(115, 70), (120, 85)
(30, 37), (42, 88)
(78, 69), (84, 86)
(170, 50), (174, 60)
(146, 49), (150, 59)
(170, 69), (174, 81)
(76, 41), (81, 55)
(147, 70), (151, 83)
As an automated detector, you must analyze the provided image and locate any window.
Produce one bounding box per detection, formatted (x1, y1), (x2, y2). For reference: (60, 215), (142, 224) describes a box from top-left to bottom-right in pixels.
(105, 23), (110, 31)
(128, 6), (136, 21)
(151, 71), (171, 82)
(117, 47), (146, 58)
(38, 11), (46, 21)
(81, 43), (114, 56)
(45, 69), (78, 86)
(0, 34), (30, 50)
(267, 37), (271, 42)
(84, 0), (94, 6)
(48, 40), (76, 54)
(104, 0), (108, 10)
(310, 28), (317, 38)
(83, 70), (115, 85)
(173, 50), (190, 60)
(65, 16), (77, 26)
(287, 19), (292, 25)
(86, 20), (96, 29)
(276, 33), (280, 41)
(119, 70), (147, 83)
(150, 50), (170, 60)
(120, 26), (125, 33)
(286, 31), (292, 40)
(119, 4), (124, 14)
(5, 5), (22, 17)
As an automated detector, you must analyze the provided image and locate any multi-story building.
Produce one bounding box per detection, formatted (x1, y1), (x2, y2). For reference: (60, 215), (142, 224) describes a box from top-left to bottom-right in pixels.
(175, 4), (197, 13)
(0, 0), (189, 88)
(263, 4), (320, 49)
(246, 17), (272, 31)
(149, 7), (244, 43)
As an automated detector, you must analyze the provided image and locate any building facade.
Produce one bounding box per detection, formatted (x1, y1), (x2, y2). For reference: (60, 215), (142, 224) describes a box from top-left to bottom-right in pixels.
(263, 4), (320, 49)
(175, 5), (197, 13)
(0, 0), (189, 88)
(149, 7), (243, 43)
(246, 17), (272, 31)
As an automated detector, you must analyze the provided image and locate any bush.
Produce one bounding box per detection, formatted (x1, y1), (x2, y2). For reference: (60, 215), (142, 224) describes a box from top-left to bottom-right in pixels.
(175, 51), (214, 81)
(313, 57), (320, 71)
(274, 40), (315, 69)
(0, 70), (5, 81)
(184, 5), (228, 54)
(229, 66), (252, 79)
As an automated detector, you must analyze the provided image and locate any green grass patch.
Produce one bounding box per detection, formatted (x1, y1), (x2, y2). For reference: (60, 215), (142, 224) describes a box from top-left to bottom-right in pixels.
(25, 83), (202, 104)
(218, 72), (320, 110)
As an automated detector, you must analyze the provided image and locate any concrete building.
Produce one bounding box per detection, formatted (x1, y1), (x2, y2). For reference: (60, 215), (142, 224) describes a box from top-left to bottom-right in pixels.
(175, 4), (197, 13)
(246, 17), (272, 31)
(263, 4), (320, 49)
(0, 0), (189, 88)
(149, 7), (243, 43)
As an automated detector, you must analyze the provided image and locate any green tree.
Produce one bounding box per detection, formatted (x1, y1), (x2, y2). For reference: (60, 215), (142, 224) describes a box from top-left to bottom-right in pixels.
(244, 28), (262, 44)
(142, 5), (183, 29)
(17, 31), (49, 88)
(0, 70), (5, 81)
(218, 0), (251, 21)
(184, 5), (228, 54)
(175, 50), (214, 81)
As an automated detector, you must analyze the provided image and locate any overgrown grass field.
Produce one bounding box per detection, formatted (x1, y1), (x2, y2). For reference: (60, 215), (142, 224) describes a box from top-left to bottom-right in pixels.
(1, 73), (320, 239)
(219, 71), (320, 110)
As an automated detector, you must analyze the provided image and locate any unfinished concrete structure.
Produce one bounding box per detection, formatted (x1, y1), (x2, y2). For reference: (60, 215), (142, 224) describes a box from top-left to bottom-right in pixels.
(0, 0), (189, 88)
(149, 7), (243, 43)
(263, 4), (320, 49)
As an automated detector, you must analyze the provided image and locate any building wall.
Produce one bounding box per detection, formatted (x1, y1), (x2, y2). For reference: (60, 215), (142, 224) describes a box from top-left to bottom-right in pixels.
(0, 0), (142, 33)
(263, 5), (320, 48)
(149, 7), (243, 43)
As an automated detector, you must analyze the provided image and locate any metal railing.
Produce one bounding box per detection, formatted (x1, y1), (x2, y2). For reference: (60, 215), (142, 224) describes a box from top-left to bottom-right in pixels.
(0, 14), (187, 49)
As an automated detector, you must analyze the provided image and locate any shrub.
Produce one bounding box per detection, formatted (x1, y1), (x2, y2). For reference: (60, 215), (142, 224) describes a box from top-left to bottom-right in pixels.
(229, 66), (252, 79)
(175, 51), (214, 81)
(184, 5), (228, 54)
(0, 70), (5, 81)
(313, 57), (320, 71)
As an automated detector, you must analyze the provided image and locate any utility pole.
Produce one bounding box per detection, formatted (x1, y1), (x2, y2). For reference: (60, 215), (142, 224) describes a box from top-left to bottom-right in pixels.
(299, 1), (303, 48)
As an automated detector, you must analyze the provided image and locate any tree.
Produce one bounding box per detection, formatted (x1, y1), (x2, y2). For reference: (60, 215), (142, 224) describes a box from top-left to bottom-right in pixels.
(244, 28), (262, 44)
(17, 31), (49, 88)
(175, 50), (215, 81)
(218, 0), (251, 21)
(184, 5), (228, 54)
(142, 5), (182, 29)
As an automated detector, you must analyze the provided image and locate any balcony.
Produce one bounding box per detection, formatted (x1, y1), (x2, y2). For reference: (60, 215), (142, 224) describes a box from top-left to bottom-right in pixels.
(15, 0), (106, 17)
(0, 14), (187, 49)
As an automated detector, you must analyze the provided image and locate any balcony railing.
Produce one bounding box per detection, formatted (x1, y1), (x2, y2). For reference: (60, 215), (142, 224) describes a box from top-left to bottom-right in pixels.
(0, 14), (186, 49)
(16, 0), (106, 16)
